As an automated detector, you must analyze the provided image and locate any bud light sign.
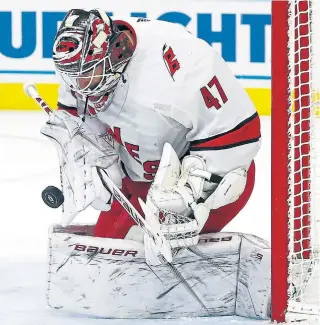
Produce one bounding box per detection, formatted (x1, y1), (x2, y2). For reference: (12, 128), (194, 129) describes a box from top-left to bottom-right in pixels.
(0, 2), (271, 83)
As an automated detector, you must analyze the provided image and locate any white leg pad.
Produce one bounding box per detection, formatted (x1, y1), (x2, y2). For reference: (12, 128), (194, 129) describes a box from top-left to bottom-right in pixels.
(47, 225), (271, 320)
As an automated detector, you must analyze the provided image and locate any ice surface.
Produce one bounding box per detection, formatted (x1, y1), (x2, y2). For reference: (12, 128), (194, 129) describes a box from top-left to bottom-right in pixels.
(0, 111), (271, 325)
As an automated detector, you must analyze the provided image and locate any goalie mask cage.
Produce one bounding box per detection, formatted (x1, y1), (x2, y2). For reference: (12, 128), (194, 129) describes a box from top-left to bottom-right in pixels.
(272, 0), (320, 323)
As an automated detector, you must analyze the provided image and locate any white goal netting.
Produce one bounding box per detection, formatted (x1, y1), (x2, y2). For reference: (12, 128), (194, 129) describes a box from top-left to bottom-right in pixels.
(287, 0), (320, 321)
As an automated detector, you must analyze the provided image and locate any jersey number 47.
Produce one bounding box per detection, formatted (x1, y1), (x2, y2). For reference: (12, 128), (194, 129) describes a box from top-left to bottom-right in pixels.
(200, 76), (228, 110)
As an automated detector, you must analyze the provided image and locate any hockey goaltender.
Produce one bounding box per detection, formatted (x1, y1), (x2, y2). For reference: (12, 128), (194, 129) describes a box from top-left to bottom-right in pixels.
(42, 8), (271, 320)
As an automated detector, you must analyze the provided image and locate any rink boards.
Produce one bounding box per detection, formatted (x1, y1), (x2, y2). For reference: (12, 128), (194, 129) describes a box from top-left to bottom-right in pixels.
(0, 83), (271, 116)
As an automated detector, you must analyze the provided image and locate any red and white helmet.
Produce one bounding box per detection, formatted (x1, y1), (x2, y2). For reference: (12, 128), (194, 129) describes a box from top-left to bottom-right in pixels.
(53, 9), (134, 97)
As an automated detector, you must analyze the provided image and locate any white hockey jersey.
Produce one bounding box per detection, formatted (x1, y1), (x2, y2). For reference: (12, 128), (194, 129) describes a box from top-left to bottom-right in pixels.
(57, 17), (261, 182)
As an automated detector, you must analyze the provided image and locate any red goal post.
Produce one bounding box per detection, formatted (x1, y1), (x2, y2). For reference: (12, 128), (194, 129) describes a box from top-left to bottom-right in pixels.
(272, 0), (320, 323)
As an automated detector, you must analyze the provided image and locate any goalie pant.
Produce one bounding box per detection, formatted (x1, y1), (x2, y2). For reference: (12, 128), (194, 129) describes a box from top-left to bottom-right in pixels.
(94, 161), (255, 239)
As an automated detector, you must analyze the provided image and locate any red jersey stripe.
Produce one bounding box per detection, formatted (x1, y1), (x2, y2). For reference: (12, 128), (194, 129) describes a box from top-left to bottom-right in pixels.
(191, 112), (260, 150)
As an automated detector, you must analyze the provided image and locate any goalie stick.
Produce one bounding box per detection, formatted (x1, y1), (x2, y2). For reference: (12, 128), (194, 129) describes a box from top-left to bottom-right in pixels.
(23, 83), (172, 263)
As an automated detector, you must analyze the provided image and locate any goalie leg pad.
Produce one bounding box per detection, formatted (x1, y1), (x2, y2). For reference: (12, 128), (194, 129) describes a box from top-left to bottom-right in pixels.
(47, 227), (271, 319)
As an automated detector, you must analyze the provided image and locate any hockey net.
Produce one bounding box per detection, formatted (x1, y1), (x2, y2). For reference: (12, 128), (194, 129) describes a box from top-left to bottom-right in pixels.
(272, 0), (320, 323)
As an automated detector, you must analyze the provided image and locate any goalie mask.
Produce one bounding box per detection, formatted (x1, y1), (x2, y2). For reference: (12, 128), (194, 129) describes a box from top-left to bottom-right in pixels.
(53, 9), (135, 99)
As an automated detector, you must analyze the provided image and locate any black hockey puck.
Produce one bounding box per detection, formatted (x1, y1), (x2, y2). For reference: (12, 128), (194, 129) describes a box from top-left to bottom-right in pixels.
(41, 186), (64, 209)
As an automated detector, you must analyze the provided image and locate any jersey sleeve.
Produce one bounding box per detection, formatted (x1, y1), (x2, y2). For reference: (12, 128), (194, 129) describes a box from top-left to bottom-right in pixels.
(172, 48), (261, 177)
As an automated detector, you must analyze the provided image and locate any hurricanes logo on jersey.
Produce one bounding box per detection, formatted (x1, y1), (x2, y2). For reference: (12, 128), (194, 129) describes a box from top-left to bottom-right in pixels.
(162, 44), (180, 80)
